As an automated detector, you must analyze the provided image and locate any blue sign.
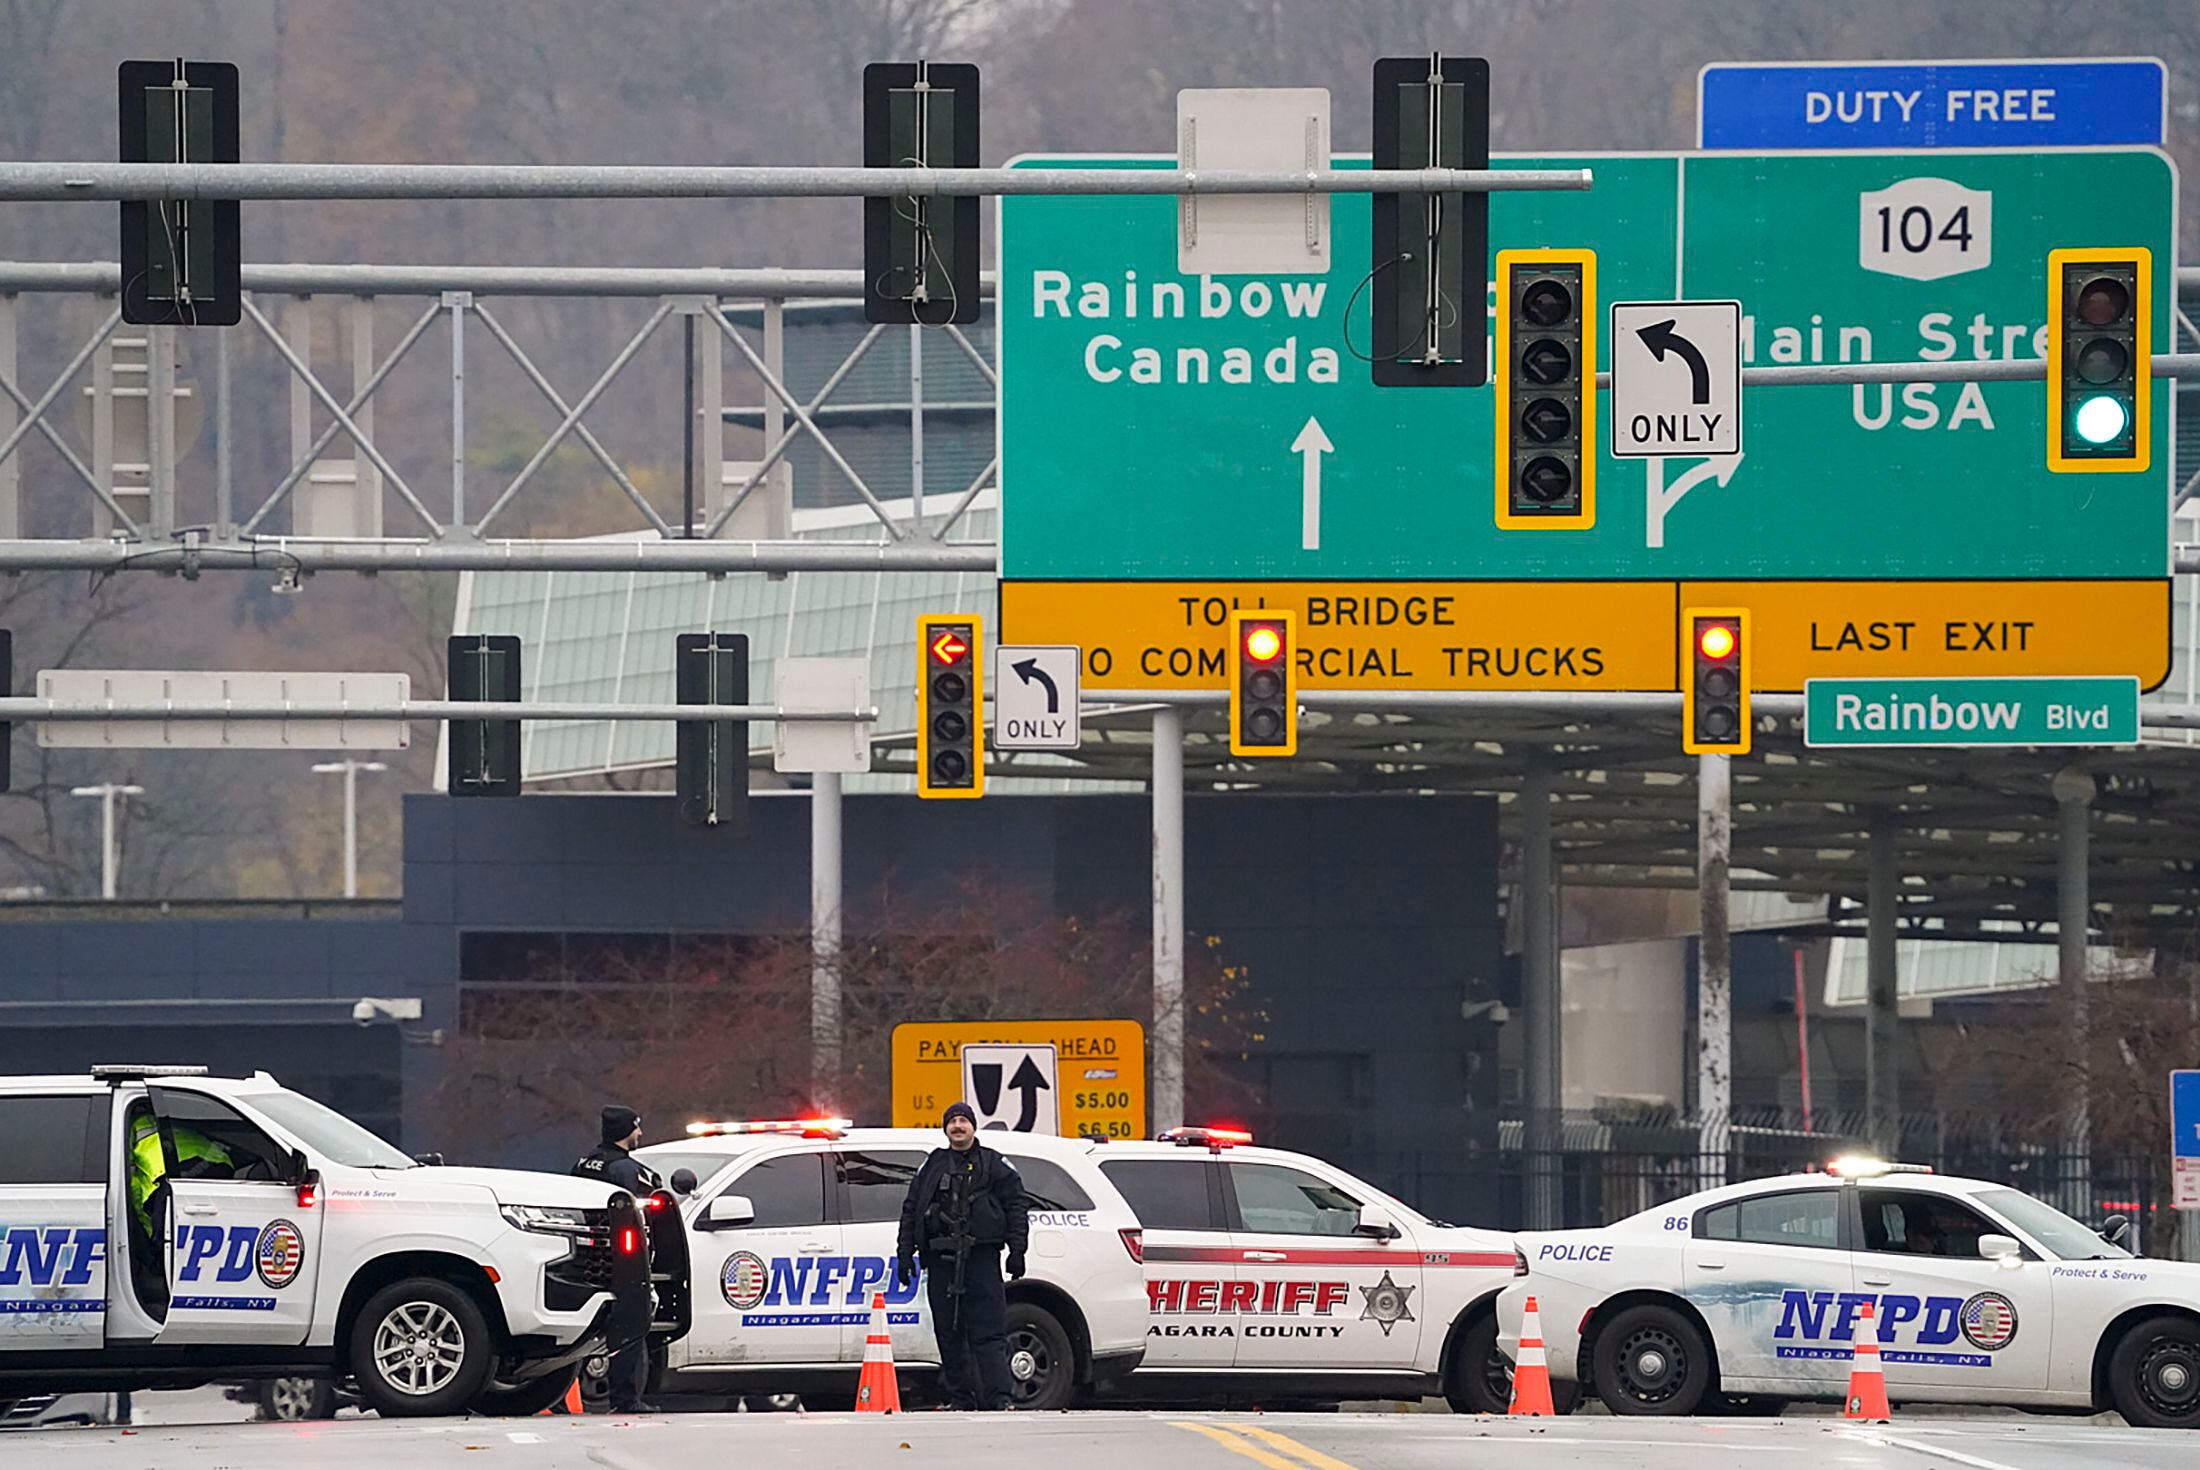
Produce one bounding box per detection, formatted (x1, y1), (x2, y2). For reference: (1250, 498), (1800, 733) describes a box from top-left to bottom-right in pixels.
(1700, 59), (2165, 150)
(2174, 1070), (2200, 1159)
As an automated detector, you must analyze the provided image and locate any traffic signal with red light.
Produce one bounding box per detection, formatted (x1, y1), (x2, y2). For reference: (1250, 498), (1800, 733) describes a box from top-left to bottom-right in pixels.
(2047, 247), (2149, 473)
(1682, 609), (1749, 756)
(1228, 611), (1297, 757)
(917, 615), (983, 798)
(1495, 248), (1595, 529)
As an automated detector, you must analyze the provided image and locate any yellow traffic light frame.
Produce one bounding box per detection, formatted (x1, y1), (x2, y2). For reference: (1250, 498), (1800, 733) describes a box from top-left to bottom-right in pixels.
(1495, 247), (1597, 531)
(1681, 605), (1751, 757)
(1227, 609), (1298, 758)
(916, 613), (985, 799)
(2046, 246), (2151, 475)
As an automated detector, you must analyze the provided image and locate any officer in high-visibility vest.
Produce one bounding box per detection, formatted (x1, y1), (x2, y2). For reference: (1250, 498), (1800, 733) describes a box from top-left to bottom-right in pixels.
(127, 1113), (235, 1234)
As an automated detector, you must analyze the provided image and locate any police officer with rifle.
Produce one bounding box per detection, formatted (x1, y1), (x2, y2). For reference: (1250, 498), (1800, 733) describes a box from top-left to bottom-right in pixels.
(896, 1101), (1030, 1410)
(574, 1105), (662, 1414)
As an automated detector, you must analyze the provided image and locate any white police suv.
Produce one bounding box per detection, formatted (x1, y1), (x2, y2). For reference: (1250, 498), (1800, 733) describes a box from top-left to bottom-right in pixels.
(1497, 1157), (2200, 1428)
(1079, 1127), (1521, 1411)
(635, 1120), (1147, 1409)
(0, 1067), (675, 1418)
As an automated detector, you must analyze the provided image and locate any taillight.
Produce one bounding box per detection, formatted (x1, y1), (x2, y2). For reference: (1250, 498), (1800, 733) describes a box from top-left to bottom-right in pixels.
(618, 1226), (642, 1256)
(1512, 1246), (1529, 1278)
(1119, 1227), (1145, 1264)
(297, 1170), (321, 1211)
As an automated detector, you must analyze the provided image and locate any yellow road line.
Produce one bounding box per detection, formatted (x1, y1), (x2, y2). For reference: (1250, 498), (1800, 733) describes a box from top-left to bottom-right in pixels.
(1167, 1422), (1317, 1470)
(1223, 1422), (1365, 1470)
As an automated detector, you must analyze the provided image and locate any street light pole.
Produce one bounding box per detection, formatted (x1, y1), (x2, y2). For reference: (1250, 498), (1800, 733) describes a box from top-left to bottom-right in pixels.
(69, 782), (145, 899)
(312, 760), (389, 898)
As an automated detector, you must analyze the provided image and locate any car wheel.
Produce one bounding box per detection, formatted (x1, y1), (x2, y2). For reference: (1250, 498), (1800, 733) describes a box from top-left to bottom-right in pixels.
(1444, 1314), (1580, 1416)
(468, 1367), (580, 1417)
(1593, 1304), (1713, 1416)
(2109, 1315), (2200, 1429)
(1005, 1303), (1077, 1410)
(1709, 1392), (1787, 1417)
(347, 1277), (496, 1419)
(259, 1375), (340, 1421)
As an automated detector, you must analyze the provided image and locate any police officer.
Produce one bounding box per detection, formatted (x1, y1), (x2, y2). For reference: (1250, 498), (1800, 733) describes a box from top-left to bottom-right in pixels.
(573, 1105), (661, 1413)
(896, 1101), (1030, 1411)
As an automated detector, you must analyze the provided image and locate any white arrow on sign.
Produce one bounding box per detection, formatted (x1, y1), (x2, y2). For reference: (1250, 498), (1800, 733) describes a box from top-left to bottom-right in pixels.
(1644, 451), (1745, 550)
(1291, 416), (1334, 551)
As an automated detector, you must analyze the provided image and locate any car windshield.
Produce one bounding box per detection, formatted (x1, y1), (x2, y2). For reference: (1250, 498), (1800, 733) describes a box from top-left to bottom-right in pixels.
(247, 1090), (417, 1169)
(1975, 1187), (2132, 1260)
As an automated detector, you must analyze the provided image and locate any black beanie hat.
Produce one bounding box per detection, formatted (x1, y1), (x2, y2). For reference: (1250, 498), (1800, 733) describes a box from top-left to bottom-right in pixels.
(942, 1101), (977, 1129)
(601, 1105), (642, 1144)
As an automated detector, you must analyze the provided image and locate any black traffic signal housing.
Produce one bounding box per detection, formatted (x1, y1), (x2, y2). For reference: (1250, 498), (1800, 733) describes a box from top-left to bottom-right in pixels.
(119, 59), (241, 326)
(917, 614), (983, 798)
(863, 61), (980, 325)
(448, 634), (522, 797)
(2047, 247), (2150, 473)
(1369, 54), (1490, 387)
(1228, 611), (1297, 758)
(1682, 609), (1750, 756)
(676, 633), (749, 830)
(1495, 248), (1596, 529)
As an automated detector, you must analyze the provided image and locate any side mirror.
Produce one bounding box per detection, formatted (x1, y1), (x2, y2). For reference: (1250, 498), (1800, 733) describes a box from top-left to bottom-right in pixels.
(670, 1168), (699, 1197)
(703, 1194), (756, 1230)
(1355, 1204), (1401, 1240)
(1978, 1233), (2022, 1268)
(2101, 1213), (2132, 1246)
(413, 1152), (444, 1167)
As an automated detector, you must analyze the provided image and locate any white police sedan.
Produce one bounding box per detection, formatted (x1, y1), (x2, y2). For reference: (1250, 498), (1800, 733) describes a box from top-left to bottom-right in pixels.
(1496, 1158), (2200, 1428)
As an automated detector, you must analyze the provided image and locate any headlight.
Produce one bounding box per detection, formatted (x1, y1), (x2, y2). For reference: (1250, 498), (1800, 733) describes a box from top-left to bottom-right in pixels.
(501, 1204), (595, 1236)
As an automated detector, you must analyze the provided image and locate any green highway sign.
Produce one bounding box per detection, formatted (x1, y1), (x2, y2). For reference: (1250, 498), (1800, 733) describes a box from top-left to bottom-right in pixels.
(1803, 676), (2140, 748)
(999, 149), (2171, 582)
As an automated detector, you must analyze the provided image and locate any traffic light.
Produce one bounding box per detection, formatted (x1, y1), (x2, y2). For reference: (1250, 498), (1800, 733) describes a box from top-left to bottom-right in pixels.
(863, 61), (980, 325)
(448, 635), (521, 797)
(1228, 611), (1297, 758)
(1369, 54), (1489, 387)
(1495, 248), (1596, 530)
(118, 60), (241, 326)
(2048, 247), (2150, 473)
(917, 615), (983, 798)
(676, 633), (749, 830)
(1682, 609), (1750, 756)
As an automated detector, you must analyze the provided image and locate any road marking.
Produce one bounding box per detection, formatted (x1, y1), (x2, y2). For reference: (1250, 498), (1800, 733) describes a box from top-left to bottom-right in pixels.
(1224, 1422), (1363, 1470)
(1856, 1429), (2029, 1470)
(507, 1429), (544, 1443)
(1168, 1421), (1357, 1470)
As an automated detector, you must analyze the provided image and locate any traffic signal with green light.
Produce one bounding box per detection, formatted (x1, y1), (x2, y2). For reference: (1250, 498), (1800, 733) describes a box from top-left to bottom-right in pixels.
(1495, 248), (1596, 529)
(1682, 609), (1749, 756)
(917, 615), (983, 798)
(1228, 611), (1297, 758)
(2047, 247), (2150, 473)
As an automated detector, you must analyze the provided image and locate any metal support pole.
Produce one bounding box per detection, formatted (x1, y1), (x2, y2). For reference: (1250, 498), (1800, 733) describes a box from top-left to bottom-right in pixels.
(351, 296), (380, 535)
(1697, 753), (1731, 1184)
(908, 322), (925, 534)
(812, 772), (843, 1108)
(1520, 764), (1560, 1230)
(213, 313), (231, 537)
(446, 291), (468, 526)
(2055, 767), (2095, 1209)
(0, 293), (17, 538)
(341, 764), (358, 898)
(101, 790), (118, 900)
(145, 327), (175, 540)
(1866, 810), (1901, 1150)
(682, 312), (696, 536)
(1152, 706), (1186, 1135)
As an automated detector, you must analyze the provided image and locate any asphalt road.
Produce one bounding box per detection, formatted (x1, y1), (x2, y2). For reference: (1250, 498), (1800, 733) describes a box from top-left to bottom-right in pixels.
(13, 1411), (2200, 1470)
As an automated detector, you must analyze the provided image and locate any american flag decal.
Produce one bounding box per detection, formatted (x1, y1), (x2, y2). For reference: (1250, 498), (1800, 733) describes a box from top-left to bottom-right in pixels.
(1959, 1291), (2018, 1351)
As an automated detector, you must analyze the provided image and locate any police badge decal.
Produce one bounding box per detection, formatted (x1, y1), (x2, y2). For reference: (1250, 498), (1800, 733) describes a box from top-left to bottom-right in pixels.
(1358, 1270), (1417, 1337)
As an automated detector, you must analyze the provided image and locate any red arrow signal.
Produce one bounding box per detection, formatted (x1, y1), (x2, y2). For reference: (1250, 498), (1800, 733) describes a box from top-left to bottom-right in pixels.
(929, 627), (970, 665)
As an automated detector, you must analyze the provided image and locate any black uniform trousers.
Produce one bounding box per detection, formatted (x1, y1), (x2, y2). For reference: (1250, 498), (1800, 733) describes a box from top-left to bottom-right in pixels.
(922, 1243), (1013, 1410)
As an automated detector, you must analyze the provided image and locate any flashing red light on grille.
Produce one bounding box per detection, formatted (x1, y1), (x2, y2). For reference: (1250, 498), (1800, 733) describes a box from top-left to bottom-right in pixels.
(1119, 1227), (1145, 1264)
(1697, 622), (1737, 661)
(618, 1226), (642, 1256)
(1244, 625), (1283, 663)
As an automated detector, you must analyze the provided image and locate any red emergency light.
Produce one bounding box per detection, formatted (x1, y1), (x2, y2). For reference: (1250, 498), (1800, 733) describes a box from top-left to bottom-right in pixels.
(1697, 621), (1737, 662)
(929, 628), (970, 665)
(1160, 1125), (1254, 1152)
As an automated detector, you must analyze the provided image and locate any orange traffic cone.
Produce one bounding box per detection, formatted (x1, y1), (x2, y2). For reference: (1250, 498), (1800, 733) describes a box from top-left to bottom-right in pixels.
(540, 1372), (585, 1415)
(1844, 1301), (1891, 1421)
(855, 1292), (903, 1413)
(1508, 1295), (1557, 1416)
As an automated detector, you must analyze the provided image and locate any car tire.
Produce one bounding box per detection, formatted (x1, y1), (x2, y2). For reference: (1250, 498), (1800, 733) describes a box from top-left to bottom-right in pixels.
(1004, 1303), (1077, 1410)
(1444, 1314), (1579, 1416)
(1592, 1304), (1713, 1416)
(347, 1277), (496, 1419)
(258, 1375), (341, 1421)
(468, 1367), (580, 1417)
(2108, 1314), (2200, 1429)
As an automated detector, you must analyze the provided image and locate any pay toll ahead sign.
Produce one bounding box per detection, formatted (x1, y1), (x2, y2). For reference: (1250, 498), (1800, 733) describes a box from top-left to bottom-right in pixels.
(996, 149), (2174, 692)
(892, 1020), (1146, 1141)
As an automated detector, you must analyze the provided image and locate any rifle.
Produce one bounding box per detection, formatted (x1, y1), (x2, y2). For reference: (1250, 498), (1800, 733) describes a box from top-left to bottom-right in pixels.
(925, 1160), (981, 1333)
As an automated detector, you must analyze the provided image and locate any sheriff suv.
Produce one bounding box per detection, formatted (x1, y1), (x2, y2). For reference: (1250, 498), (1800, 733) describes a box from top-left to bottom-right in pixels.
(0, 1066), (677, 1418)
(635, 1120), (1147, 1409)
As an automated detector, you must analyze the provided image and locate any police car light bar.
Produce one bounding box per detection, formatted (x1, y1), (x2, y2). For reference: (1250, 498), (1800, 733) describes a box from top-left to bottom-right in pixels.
(685, 1117), (853, 1139)
(90, 1064), (213, 1080)
(1824, 1154), (1933, 1179)
(1159, 1126), (1255, 1152)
